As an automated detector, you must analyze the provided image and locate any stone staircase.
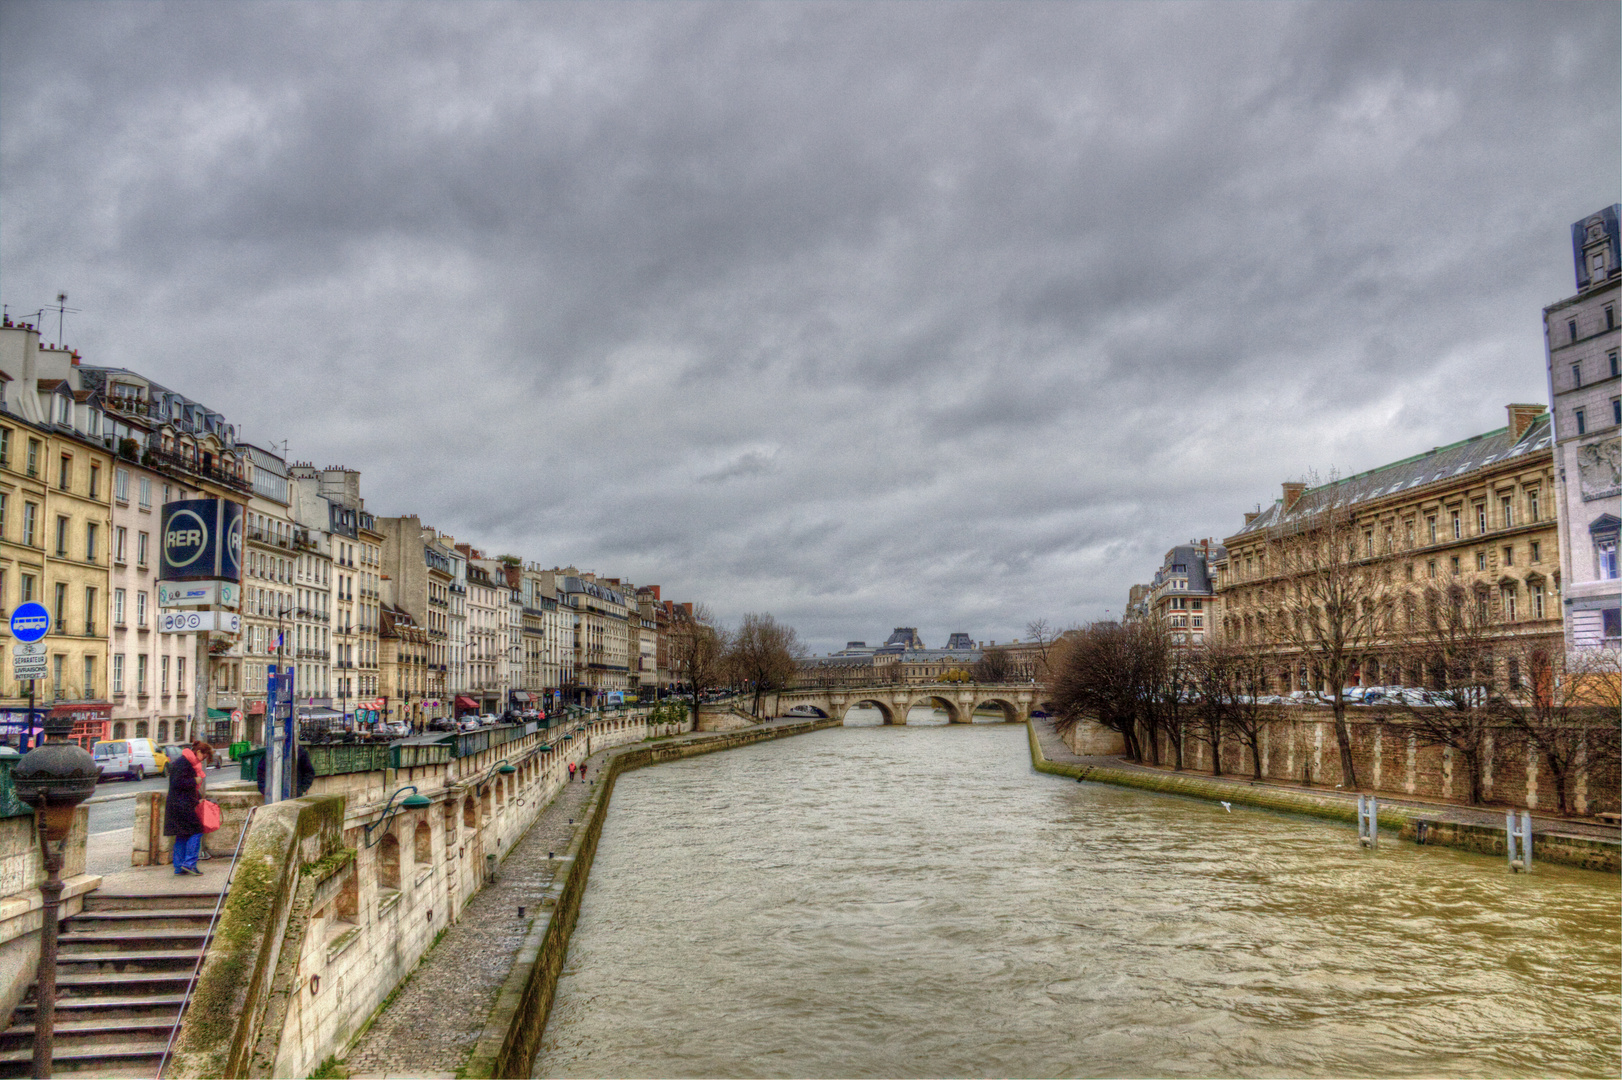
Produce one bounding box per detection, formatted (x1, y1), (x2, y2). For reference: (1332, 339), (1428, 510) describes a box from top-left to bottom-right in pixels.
(0, 889), (219, 1077)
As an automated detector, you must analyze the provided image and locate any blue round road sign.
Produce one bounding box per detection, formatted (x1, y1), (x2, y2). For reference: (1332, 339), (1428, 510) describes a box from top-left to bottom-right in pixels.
(10, 602), (51, 644)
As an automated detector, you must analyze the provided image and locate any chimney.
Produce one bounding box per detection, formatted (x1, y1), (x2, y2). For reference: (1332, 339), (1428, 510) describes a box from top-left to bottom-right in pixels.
(1282, 481), (1306, 511)
(1243, 511), (1260, 525)
(1507, 403), (1546, 440)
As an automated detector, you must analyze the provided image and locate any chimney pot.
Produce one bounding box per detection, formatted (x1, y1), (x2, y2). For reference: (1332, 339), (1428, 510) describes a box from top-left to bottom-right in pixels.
(1281, 481), (1307, 511)
(1506, 403), (1546, 440)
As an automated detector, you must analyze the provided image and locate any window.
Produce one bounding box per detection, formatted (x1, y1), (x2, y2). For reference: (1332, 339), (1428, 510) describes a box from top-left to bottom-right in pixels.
(0, 427), (8, 464)
(1569, 319), (1578, 342)
(1501, 585), (1517, 622)
(54, 516), (68, 556)
(1604, 608), (1621, 639)
(1475, 550), (1487, 571)
(1572, 363), (1582, 389)
(1576, 408), (1587, 435)
(1503, 546), (1514, 567)
(1610, 350), (1619, 378)
(1600, 537), (1619, 580)
(1607, 304), (1616, 330)
(19, 574), (34, 603)
(1364, 531), (1374, 557)
(1531, 583), (1545, 619)
(1528, 489), (1540, 521)
(83, 588), (95, 634)
(137, 531), (148, 566)
(138, 477), (151, 509)
(1450, 510), (1461, 539)
(0, 492), (6, 540)
(114, 468), (128, 502)
(1450, 555), (1461, 574)
(53, 582), (66, 625)
(136, 591), (147, 626)
(88, 465), (99, 499)
(53, 654), (62, 697)
(1475, 503), (1487, 534)
(26, 439), (39, 477)
(136, 655), (146, 694)
(1426, 516), (1437, 544)
(113, 589), (125, 625)
(112, 654), (124, 693)
(115, 526), (126, 563)
(161, 656), (169, 694)
(1406, 562), (1416, 580)
(1531, 541), (1541, 563)
(1613, 398), (1620, 427)
(85, 523), (97, 562)
(83, 656), (94, 697)
(177, 657), (186, 694)
(1501, 496), (1513, 528)
(58, 455), (70, 490)
(1192, 615), (1203, 628)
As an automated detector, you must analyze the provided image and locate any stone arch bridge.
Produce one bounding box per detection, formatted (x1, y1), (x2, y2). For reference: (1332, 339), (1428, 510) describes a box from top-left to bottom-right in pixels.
(770, 683), (1052, 725)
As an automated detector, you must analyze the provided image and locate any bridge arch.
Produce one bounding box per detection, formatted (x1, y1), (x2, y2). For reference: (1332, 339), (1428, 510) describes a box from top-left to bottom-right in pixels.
(968, 696), (1025, 724)
(901, 694), (963, 724)
(839, 699), (898, 725)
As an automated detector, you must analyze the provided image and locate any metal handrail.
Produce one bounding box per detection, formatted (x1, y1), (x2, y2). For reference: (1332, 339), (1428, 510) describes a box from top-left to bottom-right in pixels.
(156, 801), (260, 1078)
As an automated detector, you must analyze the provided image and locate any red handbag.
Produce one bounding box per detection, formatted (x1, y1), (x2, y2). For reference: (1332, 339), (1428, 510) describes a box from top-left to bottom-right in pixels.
(199, 799), (222, 833)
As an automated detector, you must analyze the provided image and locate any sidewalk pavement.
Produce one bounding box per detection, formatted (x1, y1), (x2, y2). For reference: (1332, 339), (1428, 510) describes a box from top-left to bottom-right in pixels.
(1030, 716), (1621, 843)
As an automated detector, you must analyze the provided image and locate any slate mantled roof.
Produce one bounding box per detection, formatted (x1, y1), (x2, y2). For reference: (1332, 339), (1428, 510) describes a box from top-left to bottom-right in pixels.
(1230, 414), (1554, 541)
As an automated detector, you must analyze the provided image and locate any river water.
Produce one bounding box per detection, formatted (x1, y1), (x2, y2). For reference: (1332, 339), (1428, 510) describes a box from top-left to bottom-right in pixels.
(534, 724), (1620, 1078)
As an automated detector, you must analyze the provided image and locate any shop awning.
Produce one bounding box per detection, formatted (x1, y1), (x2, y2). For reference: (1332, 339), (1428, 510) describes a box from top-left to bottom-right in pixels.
(206, 707), (231, 720)
(511, 691), (532, 702)
(455, 696), (478, 710)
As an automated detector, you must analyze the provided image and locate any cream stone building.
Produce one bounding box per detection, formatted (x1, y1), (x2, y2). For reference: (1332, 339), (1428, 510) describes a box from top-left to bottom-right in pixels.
(376, 516), (453, 726)
(534, 567), (630, 704)
(1217, 404), (1562, 691)
(286, 465), (336, 706)
(0, 320), (115, 747)
(460, 549), (502, 714)
(1544, 205), (1622, 652)
(379, 604), (429, 730)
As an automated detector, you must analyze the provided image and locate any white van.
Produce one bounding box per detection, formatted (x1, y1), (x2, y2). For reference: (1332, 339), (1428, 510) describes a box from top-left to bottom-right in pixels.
(92, 738), (170, 781)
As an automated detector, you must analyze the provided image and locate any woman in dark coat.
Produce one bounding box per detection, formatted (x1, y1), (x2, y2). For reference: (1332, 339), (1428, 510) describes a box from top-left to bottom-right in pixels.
(165, 753), (204, 875)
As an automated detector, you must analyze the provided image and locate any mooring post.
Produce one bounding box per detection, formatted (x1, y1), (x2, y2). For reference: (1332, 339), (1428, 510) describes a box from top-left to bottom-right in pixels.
(1357, 794), (1377, 849)
(1506, 811), (1523, 872)
(1519, 811), (1532, 873)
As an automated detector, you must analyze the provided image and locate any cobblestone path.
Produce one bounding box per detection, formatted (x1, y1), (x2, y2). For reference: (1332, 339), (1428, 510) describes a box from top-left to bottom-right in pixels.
(344, 758), (611, 1079)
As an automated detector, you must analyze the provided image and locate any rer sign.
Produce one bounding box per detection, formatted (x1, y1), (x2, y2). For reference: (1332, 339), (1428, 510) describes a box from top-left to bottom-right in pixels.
(160, 499), (244, 583)
(10, 602), (50, 644)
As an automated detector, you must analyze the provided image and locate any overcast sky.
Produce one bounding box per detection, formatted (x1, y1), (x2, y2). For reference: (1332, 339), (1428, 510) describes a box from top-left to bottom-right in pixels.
(2, 1), (1617, 653)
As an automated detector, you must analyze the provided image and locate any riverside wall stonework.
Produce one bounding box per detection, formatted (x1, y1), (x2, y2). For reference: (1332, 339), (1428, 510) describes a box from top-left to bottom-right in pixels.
(1064, 708), (1619, 816)
(166, 711), (686, 1080)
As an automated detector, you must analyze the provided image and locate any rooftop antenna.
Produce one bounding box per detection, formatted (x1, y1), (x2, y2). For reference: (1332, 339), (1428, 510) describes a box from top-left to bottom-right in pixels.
(50, 293), (81, 347)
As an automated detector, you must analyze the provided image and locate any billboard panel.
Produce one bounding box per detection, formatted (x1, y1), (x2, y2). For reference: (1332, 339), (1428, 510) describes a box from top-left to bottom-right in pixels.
(160, 500), (245, 582)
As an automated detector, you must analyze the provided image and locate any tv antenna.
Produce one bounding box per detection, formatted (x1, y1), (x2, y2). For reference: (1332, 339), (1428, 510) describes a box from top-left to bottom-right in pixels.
(48, 292), (81, 347)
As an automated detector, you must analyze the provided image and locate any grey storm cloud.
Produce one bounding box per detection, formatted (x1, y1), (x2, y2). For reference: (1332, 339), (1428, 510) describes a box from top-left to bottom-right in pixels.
(2, 0), (1617, 652)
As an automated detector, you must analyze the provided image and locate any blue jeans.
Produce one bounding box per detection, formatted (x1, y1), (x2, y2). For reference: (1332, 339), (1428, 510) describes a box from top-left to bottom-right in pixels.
(172, 832), (201, 873)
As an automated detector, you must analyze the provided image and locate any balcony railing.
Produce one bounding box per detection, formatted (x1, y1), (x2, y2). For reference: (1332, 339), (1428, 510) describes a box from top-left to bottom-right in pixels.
(141, 446), (251, 493)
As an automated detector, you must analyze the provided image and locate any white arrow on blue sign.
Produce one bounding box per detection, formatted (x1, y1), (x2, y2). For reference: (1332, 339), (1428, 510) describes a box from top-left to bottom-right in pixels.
(10, 603), (51, 644)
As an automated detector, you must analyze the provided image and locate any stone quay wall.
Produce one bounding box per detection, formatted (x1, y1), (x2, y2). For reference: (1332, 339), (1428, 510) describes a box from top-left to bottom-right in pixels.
(1037, 723), (1619, 873)
(166, 709), (690, 1080)
(469, 717), (842, 1080)
(0, 807), (96, 1032)
(1064, 707), (1620, 817)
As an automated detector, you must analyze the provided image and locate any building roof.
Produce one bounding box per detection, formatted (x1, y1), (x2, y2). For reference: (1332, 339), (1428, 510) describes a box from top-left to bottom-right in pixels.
(1230, 414), (1553, 541)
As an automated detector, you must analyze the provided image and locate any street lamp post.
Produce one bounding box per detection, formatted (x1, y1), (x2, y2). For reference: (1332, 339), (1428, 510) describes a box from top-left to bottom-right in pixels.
(12, 713), (99, 1078)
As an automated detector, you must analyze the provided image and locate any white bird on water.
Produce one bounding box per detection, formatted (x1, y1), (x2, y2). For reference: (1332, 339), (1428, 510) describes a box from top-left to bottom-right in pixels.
(1221, 801), (1232, 813)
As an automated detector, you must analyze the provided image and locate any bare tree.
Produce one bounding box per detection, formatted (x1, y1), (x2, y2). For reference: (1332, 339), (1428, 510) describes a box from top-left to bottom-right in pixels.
(1025, 619), (1078, 685)
(669, 604), (731, 715)
(1264, 473), (1396, 789)
(1195, 642), (1270, 779)
(973, 646), (1015, 683)
(1389, 580), (1502, 805)
(1050, 621), (1156, 760)
(727, 612), (806, 718)
(1140, 623), (1198, 768)
(1493, 641), (1621, 815)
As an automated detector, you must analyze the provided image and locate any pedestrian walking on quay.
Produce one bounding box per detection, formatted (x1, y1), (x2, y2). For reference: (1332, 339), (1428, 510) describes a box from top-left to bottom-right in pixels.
(166, 745), (204, 875)
(579, 761), (587, 783)
(569, 761), (576, 782)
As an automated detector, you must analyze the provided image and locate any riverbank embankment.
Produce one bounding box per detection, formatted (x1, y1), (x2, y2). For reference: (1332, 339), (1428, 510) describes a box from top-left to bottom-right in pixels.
(344, 715), (839, 1080)
(1027, 717), (1620, 873)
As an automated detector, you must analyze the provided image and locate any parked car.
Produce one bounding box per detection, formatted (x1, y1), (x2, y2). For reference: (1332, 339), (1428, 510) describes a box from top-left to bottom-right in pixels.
(159, 744), (189, 775)
(92, 738), (169, 781)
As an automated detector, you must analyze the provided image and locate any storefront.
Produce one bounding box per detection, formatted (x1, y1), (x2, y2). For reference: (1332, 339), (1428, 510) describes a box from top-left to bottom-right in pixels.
(454, 695), (479, 717)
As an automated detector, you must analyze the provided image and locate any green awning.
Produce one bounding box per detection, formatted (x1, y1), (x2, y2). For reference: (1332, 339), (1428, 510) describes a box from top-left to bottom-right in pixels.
(207, 708), (232, 720)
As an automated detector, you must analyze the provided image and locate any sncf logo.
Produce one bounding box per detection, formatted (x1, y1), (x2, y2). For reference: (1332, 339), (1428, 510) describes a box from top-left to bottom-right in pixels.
(164, 508), (210, 568)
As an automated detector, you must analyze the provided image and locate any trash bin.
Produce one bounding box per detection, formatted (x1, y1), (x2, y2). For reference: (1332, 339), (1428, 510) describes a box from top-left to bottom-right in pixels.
(486, 852), (498, 883)
(239, 747), (266, 784)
